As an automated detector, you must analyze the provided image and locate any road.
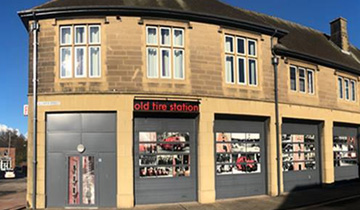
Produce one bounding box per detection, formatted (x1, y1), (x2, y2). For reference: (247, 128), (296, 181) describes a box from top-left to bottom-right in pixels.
(0, 178), (26, 210)
(303, 195), (360, 210)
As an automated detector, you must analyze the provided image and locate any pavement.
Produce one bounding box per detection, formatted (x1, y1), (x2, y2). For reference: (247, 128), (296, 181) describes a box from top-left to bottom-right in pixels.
(0, 178), (27, 210)
(2, 178), (360, 210)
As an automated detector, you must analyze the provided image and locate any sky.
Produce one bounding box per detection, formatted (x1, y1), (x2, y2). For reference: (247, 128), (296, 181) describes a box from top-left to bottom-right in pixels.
(0, 0), (359, 136)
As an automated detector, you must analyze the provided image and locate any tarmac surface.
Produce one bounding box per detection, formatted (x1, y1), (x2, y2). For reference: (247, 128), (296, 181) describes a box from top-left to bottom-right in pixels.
(2, 178), (360, 209)
(0, 178), (26, 210)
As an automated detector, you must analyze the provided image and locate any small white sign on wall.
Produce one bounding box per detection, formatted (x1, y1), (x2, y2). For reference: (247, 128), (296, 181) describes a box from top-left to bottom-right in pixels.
(37, 101), (61, 106)
(23, 104), (28, 116)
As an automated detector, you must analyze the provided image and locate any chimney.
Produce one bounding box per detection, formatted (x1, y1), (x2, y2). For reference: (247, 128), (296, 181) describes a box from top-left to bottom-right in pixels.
(330, 17), (349, 51)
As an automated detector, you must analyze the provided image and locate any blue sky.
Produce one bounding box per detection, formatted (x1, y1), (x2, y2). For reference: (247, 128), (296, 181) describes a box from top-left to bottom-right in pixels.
(0, 0), (359, 135)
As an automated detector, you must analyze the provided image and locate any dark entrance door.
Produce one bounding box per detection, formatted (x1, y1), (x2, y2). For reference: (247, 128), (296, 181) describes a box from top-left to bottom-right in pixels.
(214, 118), (267, 199)
(282, 121), (321, 192)
(333, 124), (359, 181)
(46, 113), (116, 208)
(134, 117), (197, 204)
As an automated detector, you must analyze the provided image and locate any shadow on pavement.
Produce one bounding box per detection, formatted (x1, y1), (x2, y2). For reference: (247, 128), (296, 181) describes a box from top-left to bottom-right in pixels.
(277, 178), (360, 209)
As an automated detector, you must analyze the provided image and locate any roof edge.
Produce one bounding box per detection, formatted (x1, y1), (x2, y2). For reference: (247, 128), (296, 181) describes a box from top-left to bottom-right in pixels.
(18, 6), (288, 37)
(274, 45), (360, 75)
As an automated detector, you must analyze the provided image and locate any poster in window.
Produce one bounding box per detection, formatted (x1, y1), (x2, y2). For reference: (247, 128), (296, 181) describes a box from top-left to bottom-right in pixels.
(82, 156), (95, 205)
(333, 136), (357, 167)
(216, 133), (231, 153)
(157, 132), (190, 154)
(68, 156), (80, 205)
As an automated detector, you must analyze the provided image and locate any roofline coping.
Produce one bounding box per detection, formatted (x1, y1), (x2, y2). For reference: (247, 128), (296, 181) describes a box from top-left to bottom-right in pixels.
(274, 45), (360, 75)
(17, 5), (288, 37)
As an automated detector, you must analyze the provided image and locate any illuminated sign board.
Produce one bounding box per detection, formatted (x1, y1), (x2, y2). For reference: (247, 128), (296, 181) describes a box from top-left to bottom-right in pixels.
(134, 100), (200, 113)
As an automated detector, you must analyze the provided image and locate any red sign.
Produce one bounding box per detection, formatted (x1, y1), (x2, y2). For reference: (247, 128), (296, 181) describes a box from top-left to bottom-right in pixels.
(23, 104), (28, 116)
(134, 100), (199, 113)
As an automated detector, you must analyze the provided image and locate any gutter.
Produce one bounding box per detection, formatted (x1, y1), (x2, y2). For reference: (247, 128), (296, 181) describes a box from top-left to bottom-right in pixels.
(17, 6), (288, 38)
(271, 30), (281, 196)
(30, 15), (39, 209)
(274, 46), (360, 75)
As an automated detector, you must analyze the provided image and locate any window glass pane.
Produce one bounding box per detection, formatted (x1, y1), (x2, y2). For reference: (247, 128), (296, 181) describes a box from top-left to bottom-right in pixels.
(68, 156), (80, 205)
(89, 47), (101, 77)
(225, 36), (234, 53)
(89, 26), (100, 44)
(249, 59), (257, 85)
(307, 70), (314, 94)
(75, 26), (86, 44)
(161, 49), (171, 78)
(60, 47), (72, 78)
(174, 50), (184, 79)
(248, 40), (256, 56)
(237, 38), (245, 54)
(82, 156), (95, 205)
(225, 56), (234, 83)
(290, 66), (297, 91)
(173, 29), (184, 47)
(334, 136), (357, 167)
(75, 47), (86, 77)
(351, 81), (356, 101)
(338, 77), (343, 99)
(299, 68), (305, 92)
(160, 28), (170, 45)
(238, 57), (246, 84)
(147, 27), (157, 45)
(345, 80), (350, 100)
(147, 48), (158, 78)
(60, 27), (72, 45)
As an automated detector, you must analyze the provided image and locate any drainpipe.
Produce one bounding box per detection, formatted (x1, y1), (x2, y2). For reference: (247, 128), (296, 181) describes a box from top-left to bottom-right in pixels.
(271, 30), (281, 196)
(31, 14), (39, 209)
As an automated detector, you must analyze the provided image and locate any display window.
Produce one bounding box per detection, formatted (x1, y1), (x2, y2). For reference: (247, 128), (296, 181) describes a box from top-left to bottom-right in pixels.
(68, 156), (80, 205)
(138, 132), (191, 178)
(333, 136), (357, 167)
(215, 132), (261, 175)
(282, 134), (317, 171)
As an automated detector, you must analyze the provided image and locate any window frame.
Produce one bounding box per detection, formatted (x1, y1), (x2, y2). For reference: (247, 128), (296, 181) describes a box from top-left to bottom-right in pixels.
(60, 46), (73, 79)
(160, 27), (171, 47)
(236, 37), (246, 56)
(173, 49), (185, 80)
(351, 80), (356, 101)
(88, 25), (101, 45)
(247, 39), (257, 57)
(172, 28), (184, 48)
(237, 57), (246, 85)
(307, 69), (315, 95)
(88, 46), (102, 78)
(344, 78), (350, 101)
(225, 55), (235, 84)
(298, 67), (306, 93)
(74, 25), (87, 45)
(338, 77), (344, 99)
(248, 58), (258, 86)
(289, 65), (297, 91)
(225, 35), (234, 54)
(146, 47), (159, 78)
(60, 26), (73, 45)
(74, 46), (87, 78)
(146, 26), (158, 45)
(160, 48), (172, 79)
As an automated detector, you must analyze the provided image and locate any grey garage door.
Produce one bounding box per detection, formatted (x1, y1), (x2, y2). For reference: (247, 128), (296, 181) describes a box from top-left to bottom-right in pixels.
(334, 125), (359, 181)
(134, 117), (197, 204)
(214, 119), (267, 199)
(282, 122), (321, 192)
(46, 113), (117, 208)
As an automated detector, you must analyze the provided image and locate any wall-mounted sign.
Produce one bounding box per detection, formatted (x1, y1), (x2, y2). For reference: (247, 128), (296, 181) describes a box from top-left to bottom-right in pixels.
(38, 101), (61, 106)
(134, 100), (200, 113)
(23, 104), (28, 116)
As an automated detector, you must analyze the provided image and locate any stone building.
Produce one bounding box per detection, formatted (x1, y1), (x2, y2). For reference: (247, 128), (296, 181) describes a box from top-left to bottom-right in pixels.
(18, 0), (360, 208)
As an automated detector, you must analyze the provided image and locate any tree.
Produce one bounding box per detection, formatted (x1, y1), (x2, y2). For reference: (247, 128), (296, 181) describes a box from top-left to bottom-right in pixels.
(0, 130), (27, 167)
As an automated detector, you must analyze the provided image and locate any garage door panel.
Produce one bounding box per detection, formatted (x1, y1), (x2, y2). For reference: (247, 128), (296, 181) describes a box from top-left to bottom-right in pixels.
(99, 153), (117, 207)
(47, 133), (81, 152)
(47, 114), (81, 132)
(134, 117), (197, 205)
(82, 113), (116, 132)
(82, 133), (116, 152)
(215, 119), (266, 199)
(282, 122), (321, 192)
(335, 166), (358, 181)
(334, 126), (359, 181)
(46, 153), (66, 207)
